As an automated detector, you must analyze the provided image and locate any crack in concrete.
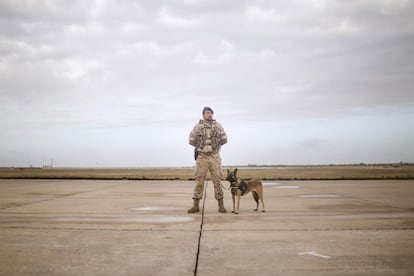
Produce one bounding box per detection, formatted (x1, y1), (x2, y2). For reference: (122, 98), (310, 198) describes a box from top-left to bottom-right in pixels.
(194, 181), (208, 276)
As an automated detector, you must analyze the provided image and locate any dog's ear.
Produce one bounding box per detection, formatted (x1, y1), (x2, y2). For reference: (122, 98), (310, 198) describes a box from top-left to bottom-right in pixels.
(227, 169), (230, 174)
(234, 168), (238, 175)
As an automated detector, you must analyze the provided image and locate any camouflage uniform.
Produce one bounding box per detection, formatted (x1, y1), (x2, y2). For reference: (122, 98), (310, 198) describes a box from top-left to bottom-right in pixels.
(189, 119), (227, 200)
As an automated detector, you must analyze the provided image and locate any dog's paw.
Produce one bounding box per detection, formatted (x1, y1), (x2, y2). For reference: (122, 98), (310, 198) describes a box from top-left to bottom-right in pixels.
(262, 210), (266, 213)
(253, 208), (258, 211)
(231, 210), (235, 213)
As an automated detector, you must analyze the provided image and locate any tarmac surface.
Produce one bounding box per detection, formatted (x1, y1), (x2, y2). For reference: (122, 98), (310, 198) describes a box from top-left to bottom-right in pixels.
(0, 179), (413, 275)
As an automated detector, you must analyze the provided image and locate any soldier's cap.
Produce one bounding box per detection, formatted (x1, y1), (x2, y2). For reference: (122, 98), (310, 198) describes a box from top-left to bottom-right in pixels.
(202, 106), (214, 114)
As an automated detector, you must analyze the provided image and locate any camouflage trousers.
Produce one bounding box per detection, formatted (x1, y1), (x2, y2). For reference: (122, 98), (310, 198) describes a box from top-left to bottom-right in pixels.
(193, 153), (224, 200)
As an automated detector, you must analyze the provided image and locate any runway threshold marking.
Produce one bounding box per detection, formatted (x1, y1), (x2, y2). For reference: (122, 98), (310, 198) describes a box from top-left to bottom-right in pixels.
(298, 251), (331, 259)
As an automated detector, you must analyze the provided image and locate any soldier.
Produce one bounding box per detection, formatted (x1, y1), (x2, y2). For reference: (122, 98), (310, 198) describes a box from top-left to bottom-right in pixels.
(188, 107), (228, 213)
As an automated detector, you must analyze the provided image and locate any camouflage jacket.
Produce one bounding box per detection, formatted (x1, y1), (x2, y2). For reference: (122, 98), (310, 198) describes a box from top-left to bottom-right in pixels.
(189, 120), (227, 153)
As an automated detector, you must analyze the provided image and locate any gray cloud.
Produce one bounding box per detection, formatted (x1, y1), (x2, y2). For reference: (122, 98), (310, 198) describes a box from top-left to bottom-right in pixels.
(1, 0), (413, 166)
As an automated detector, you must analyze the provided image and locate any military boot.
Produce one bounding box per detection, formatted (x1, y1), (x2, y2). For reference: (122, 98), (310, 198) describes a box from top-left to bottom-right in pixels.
(187, 199), (200, 213)
(218, 198), (227, 213)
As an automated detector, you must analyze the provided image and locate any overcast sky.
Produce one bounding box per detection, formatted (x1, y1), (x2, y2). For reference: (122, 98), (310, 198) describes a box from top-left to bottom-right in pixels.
(1, 0), (413, 167)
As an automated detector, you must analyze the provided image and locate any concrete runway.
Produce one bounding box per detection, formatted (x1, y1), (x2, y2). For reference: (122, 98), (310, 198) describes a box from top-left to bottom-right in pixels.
(0, 179), (413, 275)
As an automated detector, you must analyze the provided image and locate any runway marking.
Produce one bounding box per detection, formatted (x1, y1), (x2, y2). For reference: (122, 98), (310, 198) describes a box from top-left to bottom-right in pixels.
(274, 185), (300, 189)
(298, 251), (331, 259)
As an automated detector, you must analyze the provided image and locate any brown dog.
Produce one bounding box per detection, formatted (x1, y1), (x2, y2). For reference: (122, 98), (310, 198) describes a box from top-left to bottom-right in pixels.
(225, 168), (265, 214)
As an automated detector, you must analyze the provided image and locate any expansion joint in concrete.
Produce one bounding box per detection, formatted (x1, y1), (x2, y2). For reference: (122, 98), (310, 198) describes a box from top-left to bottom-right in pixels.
(193, 180), (208, 276)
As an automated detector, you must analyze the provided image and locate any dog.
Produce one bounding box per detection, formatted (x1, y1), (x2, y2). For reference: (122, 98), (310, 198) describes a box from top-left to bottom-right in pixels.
(225, 168), (265, 214)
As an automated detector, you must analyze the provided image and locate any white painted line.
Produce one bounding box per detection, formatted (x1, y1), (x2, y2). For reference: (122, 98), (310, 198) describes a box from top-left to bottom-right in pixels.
(298, 251), (331, 259)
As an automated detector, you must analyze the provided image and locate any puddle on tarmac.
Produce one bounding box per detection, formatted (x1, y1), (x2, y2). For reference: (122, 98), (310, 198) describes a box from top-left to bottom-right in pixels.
(274, 185), (300, 189)
(298, 194), (343, 198)
(130, 206), (182, 212)
(52, 216), (193, 223)
(124, 216), (193, 223)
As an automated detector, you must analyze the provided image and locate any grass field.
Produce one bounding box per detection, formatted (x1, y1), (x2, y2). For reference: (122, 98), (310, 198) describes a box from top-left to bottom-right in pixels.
(1, 165), (413, 180)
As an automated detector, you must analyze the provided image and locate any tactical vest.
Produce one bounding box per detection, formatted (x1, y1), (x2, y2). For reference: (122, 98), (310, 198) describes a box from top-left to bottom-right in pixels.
(196, 120), (220, 153)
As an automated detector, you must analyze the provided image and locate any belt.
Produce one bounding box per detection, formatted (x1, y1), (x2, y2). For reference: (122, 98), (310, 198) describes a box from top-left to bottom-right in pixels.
(198, 151), (218, 156)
